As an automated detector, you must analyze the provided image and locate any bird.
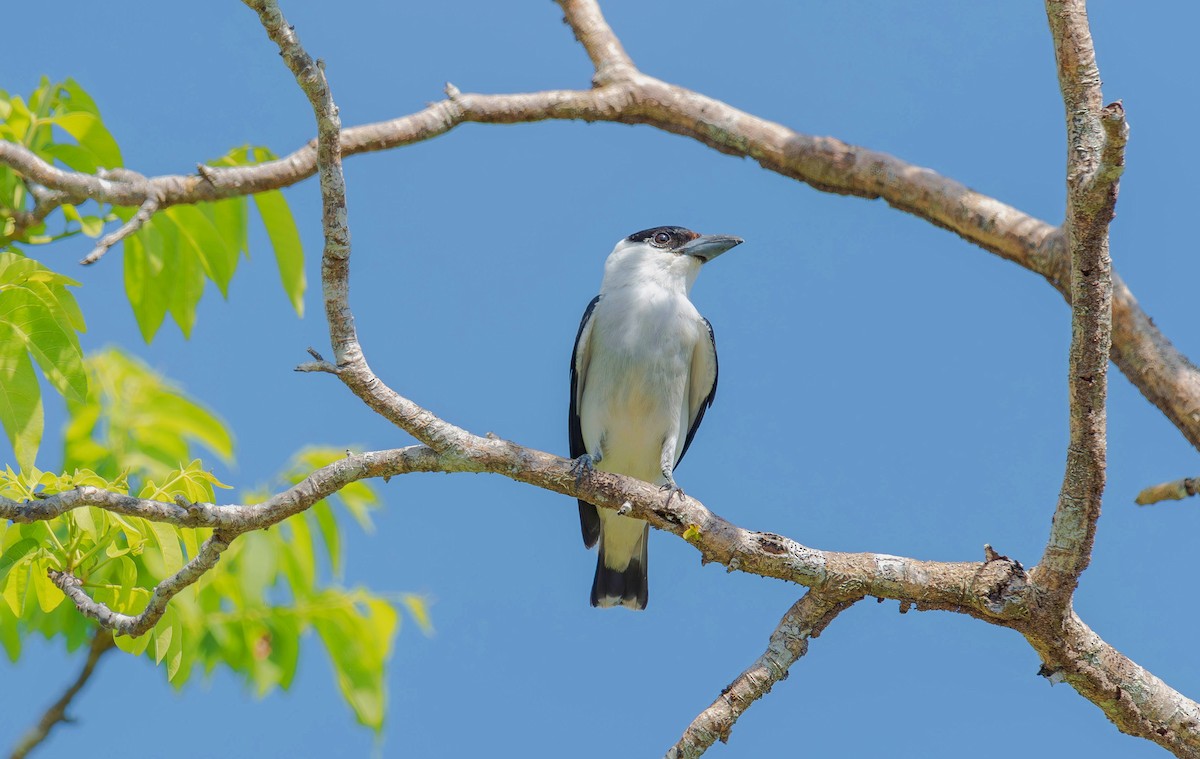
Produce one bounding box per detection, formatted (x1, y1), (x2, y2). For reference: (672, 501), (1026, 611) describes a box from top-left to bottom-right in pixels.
(569, 226), (743, 609)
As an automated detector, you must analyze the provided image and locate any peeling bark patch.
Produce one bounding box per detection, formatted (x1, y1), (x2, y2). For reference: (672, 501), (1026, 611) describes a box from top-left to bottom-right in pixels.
(872, 554), (905, 581)
(755, 533), (789, 555)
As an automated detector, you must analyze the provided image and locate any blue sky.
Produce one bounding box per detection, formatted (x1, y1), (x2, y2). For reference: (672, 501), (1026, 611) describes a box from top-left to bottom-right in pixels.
(4, 1), (1200, 757)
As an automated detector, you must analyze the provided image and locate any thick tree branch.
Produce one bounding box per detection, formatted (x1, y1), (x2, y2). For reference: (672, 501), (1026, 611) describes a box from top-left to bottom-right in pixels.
(8, 630), (115, 759)
(3, 24), (1196, 459)
(668, 591), (860, 759)
(3, 1), (1195, 754)
(1032, 0), (1123, 603)
(1024, 608), (1200, 757)
(0, 444), (1030, 620)
(7, 434), (1196, 752)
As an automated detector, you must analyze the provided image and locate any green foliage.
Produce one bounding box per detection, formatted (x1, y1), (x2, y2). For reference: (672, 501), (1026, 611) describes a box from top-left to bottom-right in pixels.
(0, 351), (425, 732)
(63, 348), (232, 476)
(0, 252), (87, 470)
(0, 77), (407, 735)
(0, 77), (122, 247)
(0, 79), (304, 344)
(124, 145), (305, 341)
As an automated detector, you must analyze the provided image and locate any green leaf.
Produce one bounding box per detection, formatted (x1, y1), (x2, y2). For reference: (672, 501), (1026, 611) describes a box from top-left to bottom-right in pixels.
(0, 597), (20, 660)
(58, 78), (101, 118)
(401, 594), (434, 636)
(2, 560), (29, 615)
(206, 198), (248, 258)
(311, 500), (342, 577)
(269, 614), (301, 690)
(313, 596), (396, 731)
(114, 627), (152, 657)
(123, 216), (176, 342)
(79, 216), (104, 238)
(148, 522), (184, 575)
(0, 537), (39, 585)
(165, 205), (238, 297)
(164, 606), (185, 682)
(208, 145), (305, 316)
(0, 331), (42, 471)
(153, 611), (174, 665)
(236, 531), (277, 600)
(0, 252), (87, 468)
(0, 276), (88, 403)
(47, 112), (121, 169)
(65, 349), (234, 479)
(30, 562), (63, 614)
(280, 514), (316, 592)
(252, 190), (305, 316)
(40, 141), (101, 174)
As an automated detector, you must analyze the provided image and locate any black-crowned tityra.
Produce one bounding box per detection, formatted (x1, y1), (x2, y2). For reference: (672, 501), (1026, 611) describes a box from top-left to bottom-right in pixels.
(569, 226), (743, 609)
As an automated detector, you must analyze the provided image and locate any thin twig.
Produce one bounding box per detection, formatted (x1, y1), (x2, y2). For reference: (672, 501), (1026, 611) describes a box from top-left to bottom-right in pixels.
(48, 532), (231, 637)
(8, 630), (116, 759)
(241, 0), (474, 454)
(1135, 477), (1200, 506)
(557, 0), (636, 84)
(79, 194), (158, 265)
(668, 591), (861, 759)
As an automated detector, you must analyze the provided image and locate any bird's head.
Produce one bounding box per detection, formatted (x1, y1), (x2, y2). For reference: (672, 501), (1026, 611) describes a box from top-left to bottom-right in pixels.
(603, 226), (743, 293)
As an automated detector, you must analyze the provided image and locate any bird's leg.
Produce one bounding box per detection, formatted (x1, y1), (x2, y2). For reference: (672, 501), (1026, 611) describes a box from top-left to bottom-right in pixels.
(658, 467), (687, 507)
(571, 450), (603, 487)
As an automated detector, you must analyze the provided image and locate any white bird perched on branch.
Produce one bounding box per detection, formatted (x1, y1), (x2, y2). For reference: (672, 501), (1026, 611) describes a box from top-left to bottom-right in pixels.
(569, 226), (744, 609)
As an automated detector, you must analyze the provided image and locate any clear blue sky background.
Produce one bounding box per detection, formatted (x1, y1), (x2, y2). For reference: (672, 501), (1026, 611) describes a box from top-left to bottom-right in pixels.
(4, 1), (1199, 757)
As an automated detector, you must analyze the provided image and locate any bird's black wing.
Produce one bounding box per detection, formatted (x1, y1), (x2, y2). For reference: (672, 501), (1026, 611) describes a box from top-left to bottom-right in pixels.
(570, 295), (602, 548)
(676, 317), (718, 468)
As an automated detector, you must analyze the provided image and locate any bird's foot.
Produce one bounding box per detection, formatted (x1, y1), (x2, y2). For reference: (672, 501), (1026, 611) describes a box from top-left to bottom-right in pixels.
(571, 453), (601, 487)
(658, 476), (686, 507)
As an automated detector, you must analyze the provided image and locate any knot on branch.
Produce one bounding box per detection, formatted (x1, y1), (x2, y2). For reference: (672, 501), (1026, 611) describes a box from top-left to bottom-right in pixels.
(973, 550), (1029, 618)
(46, 568), (81, 590)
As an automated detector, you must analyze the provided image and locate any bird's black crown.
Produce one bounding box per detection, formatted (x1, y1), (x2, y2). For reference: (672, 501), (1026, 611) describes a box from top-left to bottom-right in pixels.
(626, 226), (700, 249)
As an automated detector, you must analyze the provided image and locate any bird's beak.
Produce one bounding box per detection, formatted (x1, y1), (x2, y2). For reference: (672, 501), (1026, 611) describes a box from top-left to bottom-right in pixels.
(679, 234), (743, 263)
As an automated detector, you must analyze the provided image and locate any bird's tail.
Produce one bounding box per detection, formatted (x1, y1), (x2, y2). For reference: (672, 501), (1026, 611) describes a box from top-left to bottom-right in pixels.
(590, 520), (648, 610)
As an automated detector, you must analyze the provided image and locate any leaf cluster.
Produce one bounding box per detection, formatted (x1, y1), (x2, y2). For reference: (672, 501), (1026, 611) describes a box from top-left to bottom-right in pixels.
(0, 80), (416, 733)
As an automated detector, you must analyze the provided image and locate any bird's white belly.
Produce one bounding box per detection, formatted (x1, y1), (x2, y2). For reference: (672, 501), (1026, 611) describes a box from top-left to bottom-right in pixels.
(579, 320), (693, 483)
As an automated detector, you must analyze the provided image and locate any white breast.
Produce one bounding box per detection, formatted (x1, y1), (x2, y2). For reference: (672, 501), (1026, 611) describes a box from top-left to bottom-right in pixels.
(579, 285), (702, 483)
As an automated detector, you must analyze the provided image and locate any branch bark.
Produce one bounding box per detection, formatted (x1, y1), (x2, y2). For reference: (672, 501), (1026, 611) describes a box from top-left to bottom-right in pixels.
(1032, 0), (1124, 604)
(1, 9), (1197, 458)
(6, 437), (1199, 753)
(1135, 476), (1200, 506)
(8, 630), (115, 759)
(668, 591), (861, 759)
(2, 1), (1197, 755)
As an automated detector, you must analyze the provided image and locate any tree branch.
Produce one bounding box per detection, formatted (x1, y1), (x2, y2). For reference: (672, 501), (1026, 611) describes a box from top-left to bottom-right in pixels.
(242, 0), (475, 456)
(1135, 476), (1200, 506)
(557, 0), (636, 85)
(8, 630), (116, 759)
(1032, 0), (1124, 603)
(48, 532), (232, 637)
(2, 13), (1196, 460)
(668, 591), (860, 759)
(79, 193), (158, 265)
(1023, 607), (1200, 757)
(5, 436), (1199, 752)
(3, 1), (1196, 754)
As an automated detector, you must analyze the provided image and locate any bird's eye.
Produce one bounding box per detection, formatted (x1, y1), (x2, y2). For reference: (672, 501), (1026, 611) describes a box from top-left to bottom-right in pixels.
(652, 231), (672, 246)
